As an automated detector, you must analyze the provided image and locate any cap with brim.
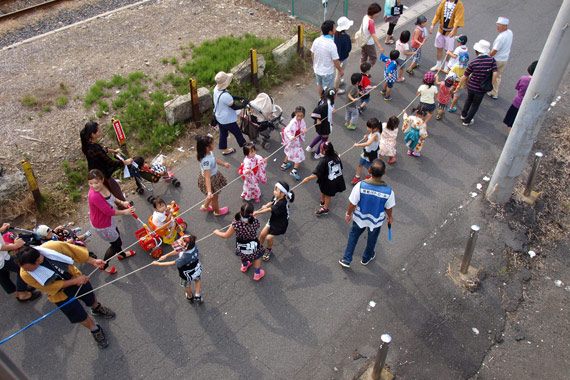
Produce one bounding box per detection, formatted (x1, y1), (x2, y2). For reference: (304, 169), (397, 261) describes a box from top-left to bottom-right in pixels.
(34, 225), (51, 239)
(171, 235), (190, 253)
(473, 40), (491, 55)
(496, 16), (509, 25)
(215, 72), (233, 90)
(336, 16), (354, 31)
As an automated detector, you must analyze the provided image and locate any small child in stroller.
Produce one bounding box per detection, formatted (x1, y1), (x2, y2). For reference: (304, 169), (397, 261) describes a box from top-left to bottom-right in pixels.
(132, 156), (181, 199)
(33, 224), (91, 245)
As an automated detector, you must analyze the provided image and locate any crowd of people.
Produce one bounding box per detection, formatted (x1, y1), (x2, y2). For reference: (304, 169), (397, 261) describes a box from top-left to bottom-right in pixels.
(1, 0), (535, 351)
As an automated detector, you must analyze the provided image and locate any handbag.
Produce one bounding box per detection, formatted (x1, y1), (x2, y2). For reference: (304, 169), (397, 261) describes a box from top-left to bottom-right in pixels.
(354, 18), (372, 47)
(479, 68), (494, 92)
(210, 89), (227, 128)
(391, 4), (404, 16)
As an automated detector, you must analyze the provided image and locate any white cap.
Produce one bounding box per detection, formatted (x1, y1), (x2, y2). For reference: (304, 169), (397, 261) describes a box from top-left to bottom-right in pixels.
(336, 16), (354, 31)
(496, 16), (509, 25)
(473, 40), (491, 55)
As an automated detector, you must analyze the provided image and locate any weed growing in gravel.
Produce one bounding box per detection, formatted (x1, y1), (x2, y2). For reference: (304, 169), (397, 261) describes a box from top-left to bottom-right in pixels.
(59, 83), (68, 94)
(55, 96), (68, 108)
(62, 160), (87, 202)
(43, 106), (51, 112)
(21, 95), (38, 107)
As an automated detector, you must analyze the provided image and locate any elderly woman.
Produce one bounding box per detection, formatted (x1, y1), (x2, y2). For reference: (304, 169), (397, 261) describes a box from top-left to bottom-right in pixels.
(80, 121), (132, 205)
(213, 71), (248, 155)
(359, 3), (385, 66)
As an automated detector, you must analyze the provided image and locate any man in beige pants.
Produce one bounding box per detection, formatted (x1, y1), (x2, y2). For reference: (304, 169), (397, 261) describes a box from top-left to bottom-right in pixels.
(488, 16), (513, 99)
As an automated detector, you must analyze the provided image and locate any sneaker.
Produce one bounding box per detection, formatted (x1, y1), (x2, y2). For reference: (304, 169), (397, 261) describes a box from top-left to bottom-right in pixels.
(84, 230), (92, 239)
(241, 261), (253, 272)
(384, 95), (393, 101)
(407, 150), (412, 156)
(262, 249), (272, 261)
(364, 174), (371, 180)
(430, 63), (442, 71)
(314, 152), (324, 159)
(72, 227), (82, 234)
(351, 176), (361, 185)
(193, 295), (203, 304)
(338, 259), (351, 268)
(337, 88), (346, 95)
(290, 170), (300, 180)
(411, 151), (421, 157)
(436, 114), (442, 120)
(280, 162), (291, 171)
(460, 115), (466, 120)
(361, 253), (376, 265)
(358, 106), (364, 115)
(253, 269), (265, 281)
(462, 119), (475, 126)
(306, 145), (314, 152)
(91, 303), (116, 319)
(406, 68), (414, 75)
(346, 124), (356, 130)
(91, 325), (108, 349)
(380, 89), (386, 96)
(186, 294), (194, 303)
(448, 106), (457, 113)
(315, 207), (329, 216)
(319, 199), (325, 207)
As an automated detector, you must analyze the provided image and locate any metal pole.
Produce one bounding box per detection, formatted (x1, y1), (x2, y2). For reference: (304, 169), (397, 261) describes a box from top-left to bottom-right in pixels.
(486, 0), (570, 203)
(460, 225), (480, 274)
(523, 152), (543, 197)
(371, 334), (391, 380)
(291, 0), (295, 17)
(20, 160), (42, 209)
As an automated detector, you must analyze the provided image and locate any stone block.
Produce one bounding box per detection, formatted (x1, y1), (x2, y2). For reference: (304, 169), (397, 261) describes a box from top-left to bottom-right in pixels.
(272, 35), (303, 66)
(164, 87), (212, 125)
(0, 170), (27, 202)
(231, 54), (266, 84)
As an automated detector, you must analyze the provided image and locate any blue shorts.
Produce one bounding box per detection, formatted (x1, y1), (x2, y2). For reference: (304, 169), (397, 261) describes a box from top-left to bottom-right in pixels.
(385, 81), (395, 89)
(420, 101), (436, 113)
(315, 73), (335, 89)
(359, 156), (371, 168)
(412, 47), (422, 63)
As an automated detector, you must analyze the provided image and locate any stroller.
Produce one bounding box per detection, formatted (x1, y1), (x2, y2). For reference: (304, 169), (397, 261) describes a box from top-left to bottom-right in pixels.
(128, 156), (181, 203)
(239, 93), (284, 150)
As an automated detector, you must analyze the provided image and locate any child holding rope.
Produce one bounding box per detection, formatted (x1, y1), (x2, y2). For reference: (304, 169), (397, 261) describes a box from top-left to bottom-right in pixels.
(253, 181), (295, 261)
(239, 143), (267, 203)
(350, 118), (382, 185)
(280, 106), (307, 181)
(302, 141), (346, 216)
(380, 116), (399, 164)
(196, 135), (230, 216)
(213, 202), (265, 281)
(417, 71), (437, 125)
(152, 234), (203, 303)
(402, 107), (428, 157)
(307, 88), (337, 159)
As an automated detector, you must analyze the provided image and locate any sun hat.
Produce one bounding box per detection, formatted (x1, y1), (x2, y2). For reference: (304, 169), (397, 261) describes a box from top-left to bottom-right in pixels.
(496, 16), (509, 25)
(34, 225), (51, 239)
(171, 235), (191, 253)
(473, 40), (491, 55)
(336, 16), (354, 31)
(424, 71), (435, 84)
(214, 72), (233, 90)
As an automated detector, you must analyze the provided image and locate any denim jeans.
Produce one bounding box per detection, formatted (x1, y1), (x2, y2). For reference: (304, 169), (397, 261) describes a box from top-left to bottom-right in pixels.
(342, 222), (382, 263)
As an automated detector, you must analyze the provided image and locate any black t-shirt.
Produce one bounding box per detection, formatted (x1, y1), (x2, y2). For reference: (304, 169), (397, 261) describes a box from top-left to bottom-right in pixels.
(268, 197), (290, 235)
(313, 156), (346, 197)
(312, 100), (331, 136)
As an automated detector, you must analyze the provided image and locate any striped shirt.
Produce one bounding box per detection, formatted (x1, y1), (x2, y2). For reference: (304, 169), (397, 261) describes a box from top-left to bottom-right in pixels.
(464, 55), (497, 93)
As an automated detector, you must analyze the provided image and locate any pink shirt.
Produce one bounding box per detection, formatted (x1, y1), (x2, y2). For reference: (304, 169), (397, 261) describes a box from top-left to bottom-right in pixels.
(88, 188), (117, 229)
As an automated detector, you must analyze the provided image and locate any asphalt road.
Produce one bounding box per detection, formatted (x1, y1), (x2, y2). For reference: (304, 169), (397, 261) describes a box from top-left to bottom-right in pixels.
(0, 0), (565, 379)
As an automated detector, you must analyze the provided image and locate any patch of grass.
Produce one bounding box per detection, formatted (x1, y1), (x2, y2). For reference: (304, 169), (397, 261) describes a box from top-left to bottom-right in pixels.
(62, 160), (87, 202)
(22, 95), (38, 107)
(55, 96), (68, 108)
(109, 74), (128, 88)
(181, 50), (188, 59)
(170, 57), (178, 65)
(59, 83), (68, 94)
(305, 29), (320, 42)
(162, 58), (168, 64)
(43, 106), (51, 112)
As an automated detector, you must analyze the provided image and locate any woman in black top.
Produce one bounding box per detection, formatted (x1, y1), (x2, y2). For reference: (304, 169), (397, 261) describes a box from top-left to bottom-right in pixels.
(80, 121), (133, 204)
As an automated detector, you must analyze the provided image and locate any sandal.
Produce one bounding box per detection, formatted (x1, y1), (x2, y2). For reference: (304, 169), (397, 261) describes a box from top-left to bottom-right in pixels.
(385, 39), (395, 45)
(100, 266), (117, 274)
(222, 148), (236, 156)
(387, 157), (397, 164)
(214, 206), (229, 216)
(118, 250), (136, 260)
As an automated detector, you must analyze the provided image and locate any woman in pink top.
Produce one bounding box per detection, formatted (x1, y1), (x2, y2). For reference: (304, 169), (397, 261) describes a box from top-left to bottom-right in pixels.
(88, 169), (136, 274)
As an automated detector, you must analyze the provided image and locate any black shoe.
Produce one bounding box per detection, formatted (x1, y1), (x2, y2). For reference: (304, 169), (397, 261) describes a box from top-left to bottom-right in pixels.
(338, 259), (351, 268)
(315, 207), (329, 216)
(17, 290), (41, 303)
(193, 295), (203, 304)
(91, 303), (116, 319)
(361, 253), (376, 266)
(186, 294), (194, 304)
(88, 251), (98, 259)
(91, 325), (109, 349)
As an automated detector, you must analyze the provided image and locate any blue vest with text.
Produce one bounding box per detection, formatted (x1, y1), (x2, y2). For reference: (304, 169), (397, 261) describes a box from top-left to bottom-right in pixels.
(353, 182), (392, 230)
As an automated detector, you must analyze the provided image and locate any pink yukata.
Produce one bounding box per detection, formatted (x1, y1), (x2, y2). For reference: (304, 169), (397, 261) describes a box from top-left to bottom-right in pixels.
(240, 154), (267, 202)
(282, 118), (306, 163)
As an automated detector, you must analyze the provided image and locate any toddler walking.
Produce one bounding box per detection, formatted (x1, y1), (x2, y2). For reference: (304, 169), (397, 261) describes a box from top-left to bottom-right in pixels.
(213, 202), (265, 281)
(358, 62), (372, 113)
(350, 117), (382, 184)
(417, 71), (437, 125)
(239, 143), (267, 202)
(406, 15), (428, 75)
(435, 73), (456, 120)
(380, 50), (400, 101)
(152, 234), (203, 304)
(307, 88), (337, 159)
(396, 30), (415, 82)
(379, 116), (399, 164)
(402, 107), (428, 157)
(280, 106), (308, 180)
(345, 73), (362, 130)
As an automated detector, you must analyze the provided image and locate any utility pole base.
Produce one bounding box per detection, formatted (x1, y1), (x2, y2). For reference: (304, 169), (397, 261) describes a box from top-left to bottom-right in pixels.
(521, 191), (540, 206)
(447, 259), (481, 293)
(358, 366), (394, 380)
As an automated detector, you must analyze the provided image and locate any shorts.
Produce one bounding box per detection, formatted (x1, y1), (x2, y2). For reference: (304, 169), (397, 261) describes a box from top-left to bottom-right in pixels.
(198, 171), (227, 195)
(438, 102), (449, 110)
(359, 156), (372, 168)
(315, 73), (335, 89)
(385, 81), (394, 89)
(434, 31), (455, 51)
(92, 219), (120, 243)
(55, 282), (96, 324)
(360, 96), (370, 104)
(396, 58), (405, 67)
(420, 101), (436, 113)
(178, 261), (202, 286)
(411, 47), (422, 63)
(266, 221), (287, 236)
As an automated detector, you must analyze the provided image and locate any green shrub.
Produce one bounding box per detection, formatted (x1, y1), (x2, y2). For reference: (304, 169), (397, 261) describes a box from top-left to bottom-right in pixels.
(22, 95), (38, 107)
(55, 96), (68, 108)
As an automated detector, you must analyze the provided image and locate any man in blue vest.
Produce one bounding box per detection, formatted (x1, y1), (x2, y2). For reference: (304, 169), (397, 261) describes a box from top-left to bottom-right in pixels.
(339, 159), (395, 267)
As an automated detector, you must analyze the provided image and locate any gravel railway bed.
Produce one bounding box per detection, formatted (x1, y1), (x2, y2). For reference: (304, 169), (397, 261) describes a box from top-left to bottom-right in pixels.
(0, 0), (152, 48)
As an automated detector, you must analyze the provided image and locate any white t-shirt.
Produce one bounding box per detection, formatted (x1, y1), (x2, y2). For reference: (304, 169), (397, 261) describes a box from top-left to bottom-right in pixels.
(418, 84), (438, 104)
(396, 40), (409, 59)
(446, 45), (468, 70)
(152, 211), (168, 227)
(362, 15), (376, 46)
(363, 131), (381, 153)
(310, 35), (339, 76)
(200, 152), (218, 176)
(0, 234), (10, 270)
(213, 88), (237, 125)
(349, 183), (396, 228)
(492, 29), (513, 61)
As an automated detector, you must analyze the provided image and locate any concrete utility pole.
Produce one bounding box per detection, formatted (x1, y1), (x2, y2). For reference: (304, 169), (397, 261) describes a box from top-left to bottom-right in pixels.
(486, 0), (570, 203)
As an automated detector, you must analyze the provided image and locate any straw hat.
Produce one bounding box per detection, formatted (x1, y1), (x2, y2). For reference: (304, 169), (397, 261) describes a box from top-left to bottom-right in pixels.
(215, 71), (233, 90)
(336, 16), (354, 31)
(473, 40), (491, 55)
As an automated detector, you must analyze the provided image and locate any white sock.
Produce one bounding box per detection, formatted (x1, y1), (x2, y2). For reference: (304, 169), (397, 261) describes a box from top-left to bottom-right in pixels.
(435, 60), (441, 67)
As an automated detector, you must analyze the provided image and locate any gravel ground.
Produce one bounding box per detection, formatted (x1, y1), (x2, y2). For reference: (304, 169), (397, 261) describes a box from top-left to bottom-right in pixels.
(0, 0), (153, 48)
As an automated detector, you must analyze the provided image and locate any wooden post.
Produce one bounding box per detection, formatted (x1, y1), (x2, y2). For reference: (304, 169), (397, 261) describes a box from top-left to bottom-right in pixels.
(297, 25), (304, 57)
(21, 160), (42, 209)
(189, 77), (201, 127)
(250, 48), (259, 92)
